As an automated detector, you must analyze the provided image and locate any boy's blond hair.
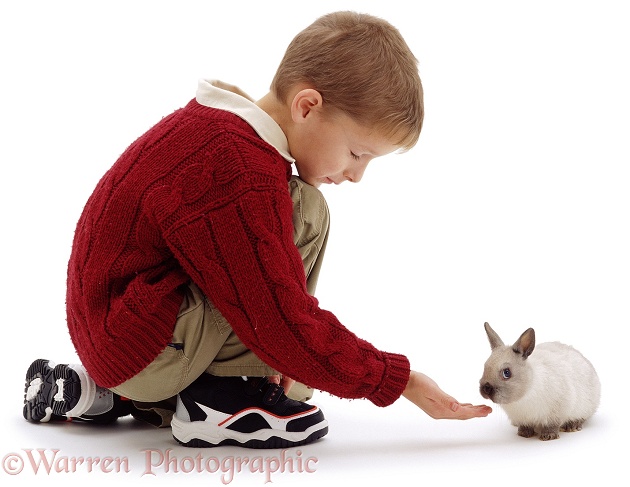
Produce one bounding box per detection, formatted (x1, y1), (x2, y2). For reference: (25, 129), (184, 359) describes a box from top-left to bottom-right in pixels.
(271, 11), (424, 151)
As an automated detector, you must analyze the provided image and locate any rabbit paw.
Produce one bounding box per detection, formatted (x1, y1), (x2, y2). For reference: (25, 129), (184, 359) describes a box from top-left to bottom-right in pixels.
(560, 419), (584, 432)
(539, 425), (560, 441)
(517, 425), (536, 438)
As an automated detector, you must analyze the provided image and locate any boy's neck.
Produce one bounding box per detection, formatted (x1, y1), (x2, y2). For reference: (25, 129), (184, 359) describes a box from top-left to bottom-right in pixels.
(255, 92), (290, 133)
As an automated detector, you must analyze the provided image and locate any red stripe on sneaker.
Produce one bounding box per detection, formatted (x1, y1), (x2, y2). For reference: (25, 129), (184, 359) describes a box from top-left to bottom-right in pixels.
(217, 405), (317, 427)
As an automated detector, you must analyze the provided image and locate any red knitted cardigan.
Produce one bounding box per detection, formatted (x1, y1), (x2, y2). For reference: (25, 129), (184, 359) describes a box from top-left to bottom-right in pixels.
(66, 99), (410, 407)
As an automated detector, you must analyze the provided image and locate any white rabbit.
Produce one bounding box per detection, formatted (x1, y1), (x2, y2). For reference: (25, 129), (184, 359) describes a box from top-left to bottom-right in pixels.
(479, 322), (600, 440)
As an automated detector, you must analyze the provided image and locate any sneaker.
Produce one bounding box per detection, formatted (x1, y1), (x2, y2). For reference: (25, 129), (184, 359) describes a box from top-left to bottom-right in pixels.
(23, 358), (132, 424)
(24, 359), (92, 422)
(171, 374), (328, 448)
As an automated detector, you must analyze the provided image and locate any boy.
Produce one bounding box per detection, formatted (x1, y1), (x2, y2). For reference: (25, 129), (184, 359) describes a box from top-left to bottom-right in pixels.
(23, 11), (491, 449)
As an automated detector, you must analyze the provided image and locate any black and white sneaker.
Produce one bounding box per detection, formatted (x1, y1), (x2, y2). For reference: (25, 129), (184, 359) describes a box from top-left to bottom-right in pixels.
(172, 374), (328, 449)
(23, 358), (132, 424)
(23, 359), (95, 422)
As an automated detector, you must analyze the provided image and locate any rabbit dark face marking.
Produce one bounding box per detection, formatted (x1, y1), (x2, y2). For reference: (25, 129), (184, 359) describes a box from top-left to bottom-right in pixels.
(479, 355), (531, 404)
(479, 323), (533, 404)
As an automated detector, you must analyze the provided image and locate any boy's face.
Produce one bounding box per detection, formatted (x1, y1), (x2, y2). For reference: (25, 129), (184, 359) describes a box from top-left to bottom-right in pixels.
(289, 109), (399, 188)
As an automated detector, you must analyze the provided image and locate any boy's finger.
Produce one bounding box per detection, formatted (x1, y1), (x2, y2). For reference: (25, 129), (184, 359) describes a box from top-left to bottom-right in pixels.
(281, 377), (296, 393)
(454, 404), (493, 419)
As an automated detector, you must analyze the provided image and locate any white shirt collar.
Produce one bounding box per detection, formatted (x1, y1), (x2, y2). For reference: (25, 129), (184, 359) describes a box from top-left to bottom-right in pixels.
(195, 79), (294, 163)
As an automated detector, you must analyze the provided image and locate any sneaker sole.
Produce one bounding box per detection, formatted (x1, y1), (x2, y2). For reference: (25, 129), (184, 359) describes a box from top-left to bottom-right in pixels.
(171, 414), (329, 449)
(23, 359), (92, 422)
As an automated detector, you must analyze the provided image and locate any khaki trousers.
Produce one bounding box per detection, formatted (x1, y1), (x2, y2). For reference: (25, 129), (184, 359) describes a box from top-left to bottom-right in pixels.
(110, 177), (329, 425)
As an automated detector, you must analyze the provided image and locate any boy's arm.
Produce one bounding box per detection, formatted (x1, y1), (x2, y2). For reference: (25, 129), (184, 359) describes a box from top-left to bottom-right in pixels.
(162, 182), (410, 407)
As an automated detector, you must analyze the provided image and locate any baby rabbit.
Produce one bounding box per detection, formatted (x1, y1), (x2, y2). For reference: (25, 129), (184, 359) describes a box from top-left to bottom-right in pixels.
(479, 322), (600, 440)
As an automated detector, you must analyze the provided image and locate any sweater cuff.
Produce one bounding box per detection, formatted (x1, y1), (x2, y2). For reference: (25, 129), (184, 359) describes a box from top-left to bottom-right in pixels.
(367, 352), (411, 407)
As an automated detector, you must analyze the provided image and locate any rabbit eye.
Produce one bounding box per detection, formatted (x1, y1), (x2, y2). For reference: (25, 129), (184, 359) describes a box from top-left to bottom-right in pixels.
(502, 368), (512, 379)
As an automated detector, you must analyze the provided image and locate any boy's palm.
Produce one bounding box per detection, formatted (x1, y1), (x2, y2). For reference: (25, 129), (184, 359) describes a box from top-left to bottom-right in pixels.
(403, 370), (492, 420)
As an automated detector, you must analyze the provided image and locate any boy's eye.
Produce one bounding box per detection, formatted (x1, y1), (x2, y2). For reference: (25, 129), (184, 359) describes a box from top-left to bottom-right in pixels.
(350, 151), (360, 161)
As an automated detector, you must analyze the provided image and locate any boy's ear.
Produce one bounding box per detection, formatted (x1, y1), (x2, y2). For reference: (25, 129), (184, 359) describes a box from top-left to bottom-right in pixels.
(290, 88), (323, 123)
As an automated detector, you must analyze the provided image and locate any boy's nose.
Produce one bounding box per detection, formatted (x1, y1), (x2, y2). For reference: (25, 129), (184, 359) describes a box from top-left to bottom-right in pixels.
(345, 162), (369, 183)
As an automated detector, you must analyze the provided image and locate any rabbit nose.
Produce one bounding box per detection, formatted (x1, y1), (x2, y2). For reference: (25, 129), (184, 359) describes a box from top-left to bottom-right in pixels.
(480, 382), (494, 399)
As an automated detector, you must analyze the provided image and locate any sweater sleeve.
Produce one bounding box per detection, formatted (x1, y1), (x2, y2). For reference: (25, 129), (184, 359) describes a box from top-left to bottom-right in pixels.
(152, 147), (410, 407)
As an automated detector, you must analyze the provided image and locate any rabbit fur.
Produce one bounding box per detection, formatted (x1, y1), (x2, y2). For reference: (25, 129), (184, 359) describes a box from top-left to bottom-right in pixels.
(479, 322), (600, 440)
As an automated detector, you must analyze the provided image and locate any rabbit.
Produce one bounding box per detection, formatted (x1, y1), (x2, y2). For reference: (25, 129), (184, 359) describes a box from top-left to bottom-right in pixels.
(479, 322), (600, 440)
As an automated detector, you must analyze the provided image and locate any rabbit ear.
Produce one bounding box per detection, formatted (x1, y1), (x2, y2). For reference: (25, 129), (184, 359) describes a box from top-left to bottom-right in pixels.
(513, 328), (536, 359)
(484, 322), (504, 349)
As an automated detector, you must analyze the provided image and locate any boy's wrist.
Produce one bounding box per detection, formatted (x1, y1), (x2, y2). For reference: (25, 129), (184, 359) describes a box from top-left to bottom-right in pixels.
(367, 352), (410, 407)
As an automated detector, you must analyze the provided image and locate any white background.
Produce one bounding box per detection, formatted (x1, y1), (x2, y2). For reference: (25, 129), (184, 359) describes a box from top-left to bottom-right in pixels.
(1, 1), (628, 485)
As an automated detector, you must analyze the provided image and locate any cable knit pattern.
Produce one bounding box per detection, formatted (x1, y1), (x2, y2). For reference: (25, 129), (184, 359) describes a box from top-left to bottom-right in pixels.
(66, 99), (410, 407)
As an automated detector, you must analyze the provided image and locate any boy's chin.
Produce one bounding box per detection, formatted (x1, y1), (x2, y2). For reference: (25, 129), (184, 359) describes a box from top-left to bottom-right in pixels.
(300, 176), (324, 188)
(315, 177), (337, 187)
(293, 172), (331, 187)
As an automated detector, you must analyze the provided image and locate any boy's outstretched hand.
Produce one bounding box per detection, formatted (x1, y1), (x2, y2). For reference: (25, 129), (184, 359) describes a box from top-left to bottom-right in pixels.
(402, 370), (492, 420)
